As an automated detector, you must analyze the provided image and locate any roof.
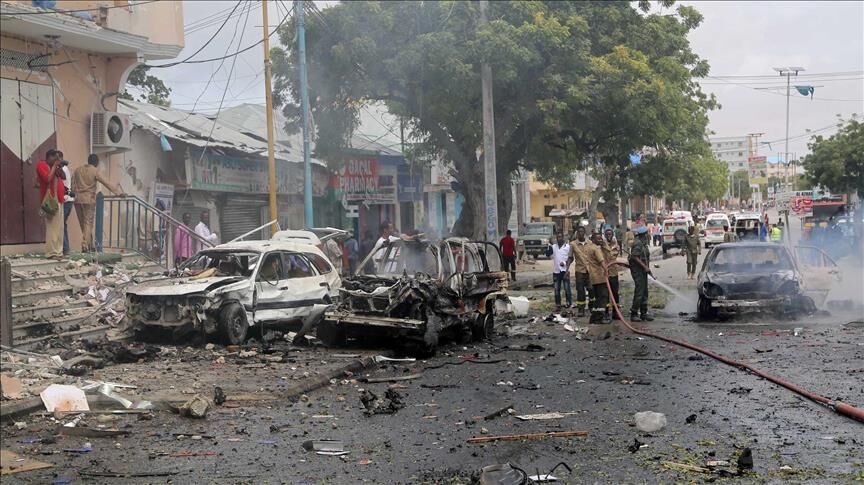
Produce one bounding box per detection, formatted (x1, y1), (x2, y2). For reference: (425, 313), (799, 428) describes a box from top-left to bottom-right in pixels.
(118, 100), (325, 167)
(203, 240), (325, 253)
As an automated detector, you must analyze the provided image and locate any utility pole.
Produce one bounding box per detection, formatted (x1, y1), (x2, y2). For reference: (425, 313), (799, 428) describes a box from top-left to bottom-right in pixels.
(774, 66), (804, 197)
(298, 0), (314, 227)
(478, 0), (498, 241)
(262, 0), (278, 232)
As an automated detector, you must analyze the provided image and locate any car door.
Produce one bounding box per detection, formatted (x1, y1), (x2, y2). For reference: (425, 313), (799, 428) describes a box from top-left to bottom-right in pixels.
(304, 251), (341, 299)
(253, 251), (292, 324)
(440, 240), (461, 295)
(794, 245), (841, 306)
(278, 252), (331, 317)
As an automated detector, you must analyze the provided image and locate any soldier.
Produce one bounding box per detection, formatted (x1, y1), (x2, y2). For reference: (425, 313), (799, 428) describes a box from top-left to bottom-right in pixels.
(602, 228), (622, 320)
(628, 225), (654, 321)
(586, 232), (610, 324)
(684, 225), (701, 279)
(569, 226), (593, 317)
(723, 225), (739, 243)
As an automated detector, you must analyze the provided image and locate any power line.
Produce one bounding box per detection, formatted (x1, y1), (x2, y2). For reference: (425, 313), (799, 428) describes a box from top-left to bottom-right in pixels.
(0, 0), (157, 16)
(701, 76), (864, 102)
(698, 70), (864, 80)
(183, 2), (243, 31)
(155, 1), (243, 69)
(185, 2), (262, 36)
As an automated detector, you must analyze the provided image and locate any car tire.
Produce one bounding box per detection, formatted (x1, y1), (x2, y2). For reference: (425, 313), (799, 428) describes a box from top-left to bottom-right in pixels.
(472, 304), (495, 341)
(316, 321), (346, 347)
(218, 303), (249, 345)
(697, 296), (717, 320)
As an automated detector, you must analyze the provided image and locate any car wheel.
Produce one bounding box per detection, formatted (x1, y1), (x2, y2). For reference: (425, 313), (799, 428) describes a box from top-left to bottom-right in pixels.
(472, 304), (495, 341)
(696, 296), (717, 320)
(218, 303), (248, 345)
(316, 321), (346, 347)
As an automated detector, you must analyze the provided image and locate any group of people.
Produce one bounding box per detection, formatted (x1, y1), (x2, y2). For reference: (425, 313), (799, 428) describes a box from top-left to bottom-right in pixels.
(545, 225), (654, 324)
(36, 150), (125, 259)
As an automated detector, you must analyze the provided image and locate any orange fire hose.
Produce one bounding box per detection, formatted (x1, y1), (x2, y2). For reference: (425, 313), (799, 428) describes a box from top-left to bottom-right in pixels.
(604, 258), (864, 423)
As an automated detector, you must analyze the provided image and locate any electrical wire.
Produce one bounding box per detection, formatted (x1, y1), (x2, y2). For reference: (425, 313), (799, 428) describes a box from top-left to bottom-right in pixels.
(186, 2), (262, 36)
(701, 76), (864, 103)
(0, 0), (157, 16)
(698, 70), (864, 80)
(156, 1), (242, 69)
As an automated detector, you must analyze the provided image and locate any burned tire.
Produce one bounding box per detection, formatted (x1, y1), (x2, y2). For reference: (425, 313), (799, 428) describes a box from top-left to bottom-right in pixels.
(473, 305), (495, 341)
(316, 321), (347, 347)
(696, 296), (717, 321)
(218, 303), (248, 345)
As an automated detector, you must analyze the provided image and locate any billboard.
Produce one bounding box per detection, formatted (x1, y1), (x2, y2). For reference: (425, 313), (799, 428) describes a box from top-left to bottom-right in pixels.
(748, 156), (768, 185)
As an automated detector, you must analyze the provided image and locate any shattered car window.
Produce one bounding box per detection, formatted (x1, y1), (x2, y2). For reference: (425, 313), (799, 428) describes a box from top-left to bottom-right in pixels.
(372, 242), (439, 276)
(710, 247), (793, 272)
(285, 253), (315, 278)
(258, 253), (284, 281)
(182, 251), (259, 277)
(306, 253), (333, 274)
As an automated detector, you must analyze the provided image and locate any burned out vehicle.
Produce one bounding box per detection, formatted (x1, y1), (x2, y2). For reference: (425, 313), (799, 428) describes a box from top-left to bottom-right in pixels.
(696, 242), (817, 319)
(319, 238), (509, 355)
(124, 241), (341, 344)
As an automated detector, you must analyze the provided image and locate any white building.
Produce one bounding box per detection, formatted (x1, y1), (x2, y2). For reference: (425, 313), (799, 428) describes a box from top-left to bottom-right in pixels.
(709, 135), (750, 173)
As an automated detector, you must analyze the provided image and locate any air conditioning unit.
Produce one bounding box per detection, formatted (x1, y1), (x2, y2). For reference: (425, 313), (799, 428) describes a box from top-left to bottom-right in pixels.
(91, 111), (131, 153)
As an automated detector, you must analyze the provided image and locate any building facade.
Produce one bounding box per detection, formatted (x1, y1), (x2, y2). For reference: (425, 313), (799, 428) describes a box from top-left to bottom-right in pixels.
(0, 0), (184, 255)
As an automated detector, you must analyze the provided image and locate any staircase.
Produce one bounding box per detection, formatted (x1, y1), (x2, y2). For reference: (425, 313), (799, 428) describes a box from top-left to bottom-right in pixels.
(7, 252), (163, 350)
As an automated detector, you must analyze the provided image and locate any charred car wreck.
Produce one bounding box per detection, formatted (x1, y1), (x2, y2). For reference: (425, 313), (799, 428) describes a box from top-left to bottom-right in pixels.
(124, 241), (340, 344)
(320, 238), (509, 355)
(696, 242), (820, 319)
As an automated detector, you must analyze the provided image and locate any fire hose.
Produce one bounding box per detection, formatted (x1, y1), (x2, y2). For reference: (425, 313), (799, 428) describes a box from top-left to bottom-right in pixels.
(603, 258), (864, 423)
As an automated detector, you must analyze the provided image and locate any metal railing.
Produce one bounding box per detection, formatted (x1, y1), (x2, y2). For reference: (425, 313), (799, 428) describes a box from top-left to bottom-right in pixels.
(95, 194), (214, 270)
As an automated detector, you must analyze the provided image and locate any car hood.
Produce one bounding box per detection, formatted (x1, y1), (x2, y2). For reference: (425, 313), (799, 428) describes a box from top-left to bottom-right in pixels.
(704, 270), (797, 293)
(127, 276), (247, 296)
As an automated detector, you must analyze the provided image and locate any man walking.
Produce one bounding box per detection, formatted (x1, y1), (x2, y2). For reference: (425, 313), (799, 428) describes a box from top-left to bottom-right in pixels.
(684, 225), (701, 279)
(628, 225), (654, 321)
(546, 233), (572, 311)
(72, 154), (124, 252)
(603, 228), (622, 320)
(35, 149), (65, 259)
(586, 232), (610, 324)
(570, 226), (592, 317)
(500, 229), (517, 281)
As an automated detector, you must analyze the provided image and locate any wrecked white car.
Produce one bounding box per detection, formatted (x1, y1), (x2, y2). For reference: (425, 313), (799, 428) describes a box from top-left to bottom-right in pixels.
(124, 240), (341, 344)
(320, 238), (509, 356)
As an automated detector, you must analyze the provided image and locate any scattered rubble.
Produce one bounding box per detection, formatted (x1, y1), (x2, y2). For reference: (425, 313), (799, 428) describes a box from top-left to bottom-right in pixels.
(634, 411), (666, 432)
(359, 389), (405, 416)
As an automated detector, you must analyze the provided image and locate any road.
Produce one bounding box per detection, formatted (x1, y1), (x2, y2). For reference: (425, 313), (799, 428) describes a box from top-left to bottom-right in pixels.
(2, 237), (862, 484)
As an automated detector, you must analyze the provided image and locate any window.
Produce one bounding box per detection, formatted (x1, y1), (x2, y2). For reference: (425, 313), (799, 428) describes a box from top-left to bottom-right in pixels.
(544, 205), (554, 217)
(258, 253), (284, 282)
(738, 152), (744, 157)
(283, 253), (314, 279)
(306, 253), (332, 274)
(737, 142), (743, 147)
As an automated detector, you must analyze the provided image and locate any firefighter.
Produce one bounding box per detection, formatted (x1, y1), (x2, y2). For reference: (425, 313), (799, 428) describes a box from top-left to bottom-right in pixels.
(587, 231), (610, 324)
(629, 225), (654, 321)
(602, 228), (622, 320)
(684, 225), (701, 279)
(569, 226), (593, 317)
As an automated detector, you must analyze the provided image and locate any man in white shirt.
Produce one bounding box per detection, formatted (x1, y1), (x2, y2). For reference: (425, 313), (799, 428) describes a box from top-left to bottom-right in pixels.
(61, 162), (74, 255)
(545, 233), (572, 311)
(195, 211), (219, 250)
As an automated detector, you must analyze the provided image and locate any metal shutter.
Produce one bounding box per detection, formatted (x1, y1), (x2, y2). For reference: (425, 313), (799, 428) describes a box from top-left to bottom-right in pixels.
(220, 199), (266, 243)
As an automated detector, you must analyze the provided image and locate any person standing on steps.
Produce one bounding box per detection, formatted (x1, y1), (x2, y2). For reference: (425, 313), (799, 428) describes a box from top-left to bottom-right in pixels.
(570, 226), (592, 317)
(72, 154), (125, 253)
(35, 149), (66, 260)
(586, 231), (610, 324)
(628, 225), (654, 321)
(684, 225), (701, 279)
(546, 233), (572, 312)
(194, 210), (219, 250)
(602, 228), (622, 321)
(60, 154), (75, 256)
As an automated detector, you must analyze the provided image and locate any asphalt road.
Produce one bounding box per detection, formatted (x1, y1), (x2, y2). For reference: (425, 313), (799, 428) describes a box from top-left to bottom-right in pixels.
(2, 239), (862, 484)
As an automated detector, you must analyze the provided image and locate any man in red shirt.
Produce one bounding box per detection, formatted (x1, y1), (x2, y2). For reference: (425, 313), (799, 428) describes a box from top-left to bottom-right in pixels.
(35, 149), (65, 259)
(500, 229), (517, 281)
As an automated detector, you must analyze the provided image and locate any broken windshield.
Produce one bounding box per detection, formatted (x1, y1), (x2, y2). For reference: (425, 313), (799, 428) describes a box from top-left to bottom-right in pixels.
(367, 241), (439, 277)
(181, 251), (260, 277)
(709, 246), (793, 273)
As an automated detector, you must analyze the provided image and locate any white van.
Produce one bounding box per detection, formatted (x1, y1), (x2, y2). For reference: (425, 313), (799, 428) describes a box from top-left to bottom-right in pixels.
(703, 213), (731, 248)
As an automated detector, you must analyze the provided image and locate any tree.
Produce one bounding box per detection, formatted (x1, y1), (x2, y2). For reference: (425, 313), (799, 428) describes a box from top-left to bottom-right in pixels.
(272, 1), (716, 238)
(731, 170), (751, 202)
(802, 120), (864, 198)
(119, 65), (171, 106)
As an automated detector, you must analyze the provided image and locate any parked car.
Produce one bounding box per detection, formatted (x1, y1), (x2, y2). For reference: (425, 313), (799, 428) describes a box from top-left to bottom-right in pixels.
(124, 240), (341, 344)
(696, 242), (822, 319)
(522, 222), (556, 258)
(702, 213), (731, 248)
(661, 214), (694, 254)
(319, 238), (509, 356)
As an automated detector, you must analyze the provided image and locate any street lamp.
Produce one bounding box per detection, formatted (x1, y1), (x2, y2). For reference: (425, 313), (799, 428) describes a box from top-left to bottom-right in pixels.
(773, 66), (805, 196)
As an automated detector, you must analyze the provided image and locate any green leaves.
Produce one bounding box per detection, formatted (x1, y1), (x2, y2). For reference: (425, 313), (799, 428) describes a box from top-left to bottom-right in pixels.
(803, 120), (864, 197)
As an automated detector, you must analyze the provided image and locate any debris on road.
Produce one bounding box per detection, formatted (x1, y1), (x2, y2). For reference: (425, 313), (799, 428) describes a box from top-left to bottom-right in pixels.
(359, 389), (405, 416)
(634, 411), (666, 432)
(0, 375), (23, 399)
(514, 412), (577, 421)
(213, 386), (226, 405)
(662, 461), (711, 474)
(302, 440), (349, 455)
(685, 413), (697, 424)
(483, 404), (514, 421)
(40, 384), (89, 412)
(467, 430), (589, 443)
(0, 449), (54, 475)
(177, 394), (211, 419)
(359, 373), (423, 383)
(628, 438), (646, 453)
(736, 447), (754, 470)
(478, 463), (527, 485)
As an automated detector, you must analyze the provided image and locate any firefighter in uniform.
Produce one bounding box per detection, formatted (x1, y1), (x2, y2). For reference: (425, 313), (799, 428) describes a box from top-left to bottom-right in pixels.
(684, 225), (701, 279)
(629, 225), (654, 321)
(586, 231), (610, 324)
(570, 226), (593, 317)
(602, 228), (622, 320)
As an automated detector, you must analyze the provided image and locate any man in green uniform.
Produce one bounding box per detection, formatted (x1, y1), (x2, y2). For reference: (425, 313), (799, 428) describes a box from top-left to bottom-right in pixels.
(628, 225), (654, 321)
(723, 225), (738, 243)
(684, 225), (701, 279)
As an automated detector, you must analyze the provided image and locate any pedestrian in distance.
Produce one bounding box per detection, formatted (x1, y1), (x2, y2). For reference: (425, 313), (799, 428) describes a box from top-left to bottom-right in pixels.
(546, 233), (572, 312)
(770, 223), (782, 243)
(72, 154), (125, 253)
(345, 230), (359, 275)
(587, 231), (610, 324)
(684, 225), (701, 279)
(602, 228), (622, 321)
(569, 226), (592, 317)
(35, 148), (66, 260)
(500, 229), (517, 281)
(628, 225), (654, 321)
(723, 225), (738, 243)
(194, 210), (219, 250)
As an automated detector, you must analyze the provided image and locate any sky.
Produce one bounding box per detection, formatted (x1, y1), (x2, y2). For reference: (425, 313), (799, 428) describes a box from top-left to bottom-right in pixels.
(155, 1), (864, 162)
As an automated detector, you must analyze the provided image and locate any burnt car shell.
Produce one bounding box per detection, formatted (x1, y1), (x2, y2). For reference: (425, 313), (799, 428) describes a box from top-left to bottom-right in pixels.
(321, 238), (508, 355)
(696, 242), (813, 319)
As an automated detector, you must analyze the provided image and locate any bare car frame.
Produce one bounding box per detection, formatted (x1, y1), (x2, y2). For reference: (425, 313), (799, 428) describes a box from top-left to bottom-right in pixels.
(319, 238), (509, 355)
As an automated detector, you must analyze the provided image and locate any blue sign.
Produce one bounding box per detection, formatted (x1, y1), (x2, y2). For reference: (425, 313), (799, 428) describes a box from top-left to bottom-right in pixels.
(629, 153), (642, 165)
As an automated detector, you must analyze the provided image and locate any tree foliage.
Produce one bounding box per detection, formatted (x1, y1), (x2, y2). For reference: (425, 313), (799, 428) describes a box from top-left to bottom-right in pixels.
(120, 65), (171, 106)
(271, 1), (718, 237)
(802, 120), (864, 197)
(731, 170), (752, 201)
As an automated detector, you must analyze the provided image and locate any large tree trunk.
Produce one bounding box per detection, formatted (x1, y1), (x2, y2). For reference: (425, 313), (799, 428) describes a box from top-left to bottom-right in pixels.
(497, 168), (513, 237)
(588, 172), (606, 228)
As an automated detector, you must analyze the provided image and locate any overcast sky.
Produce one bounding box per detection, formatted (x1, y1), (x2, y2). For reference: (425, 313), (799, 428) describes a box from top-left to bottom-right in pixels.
(159, 1), (864, 161)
